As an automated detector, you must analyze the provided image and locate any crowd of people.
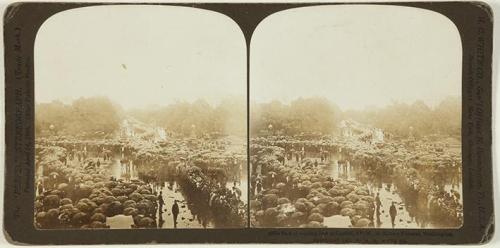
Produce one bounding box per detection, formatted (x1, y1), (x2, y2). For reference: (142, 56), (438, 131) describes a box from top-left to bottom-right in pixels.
(35, 133), (247, 229)
(249, 132), (463, 228)
(35, 144), (162, 229)
(34, 120), (462, 229)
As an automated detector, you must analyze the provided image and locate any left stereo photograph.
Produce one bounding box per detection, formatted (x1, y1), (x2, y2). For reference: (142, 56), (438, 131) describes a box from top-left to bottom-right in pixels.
(34, 5), (248, 229)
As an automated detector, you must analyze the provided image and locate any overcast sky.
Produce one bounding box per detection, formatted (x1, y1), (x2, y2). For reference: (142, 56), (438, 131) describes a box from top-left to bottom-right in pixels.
(36, 5), (462, 112)
(250, 5), (462, 111)
(35, 5), (246, 109)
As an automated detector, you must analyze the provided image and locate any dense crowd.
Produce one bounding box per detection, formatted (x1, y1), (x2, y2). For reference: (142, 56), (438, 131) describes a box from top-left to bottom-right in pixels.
(35, 134), (247, 229)
(249, 134), (463, 228)
(35, 145), (159, 229)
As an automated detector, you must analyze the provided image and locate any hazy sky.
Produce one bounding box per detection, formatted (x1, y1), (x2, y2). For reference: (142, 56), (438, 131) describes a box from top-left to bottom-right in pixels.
(251, 5), (462, 111)
(35, 5), (246, 109)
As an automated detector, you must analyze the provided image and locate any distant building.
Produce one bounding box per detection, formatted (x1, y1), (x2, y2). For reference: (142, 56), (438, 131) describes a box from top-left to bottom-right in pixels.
(339, 120), (353, 138)
(121, 119), (135, 138)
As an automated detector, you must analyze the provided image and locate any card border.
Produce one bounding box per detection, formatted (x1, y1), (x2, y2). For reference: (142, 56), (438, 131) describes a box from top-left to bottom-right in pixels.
(3, 1), (494, 244)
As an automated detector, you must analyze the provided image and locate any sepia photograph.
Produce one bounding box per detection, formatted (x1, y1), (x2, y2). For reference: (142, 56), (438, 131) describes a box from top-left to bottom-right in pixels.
(249, 5), (463, 229)
(33, 5), (247, 229)
(2, 0), (496, 244)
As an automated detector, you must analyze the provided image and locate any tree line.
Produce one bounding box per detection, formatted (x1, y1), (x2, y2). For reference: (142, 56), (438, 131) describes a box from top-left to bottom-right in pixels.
(35, 97), (122, 138)
(36, 95), (460, 139)
(344, 97), (461, 138)
(251, 96), (461, 138)
(129, 97), (246, 137)
(36, 96), (246, 138)
(251, 97), (341, 136)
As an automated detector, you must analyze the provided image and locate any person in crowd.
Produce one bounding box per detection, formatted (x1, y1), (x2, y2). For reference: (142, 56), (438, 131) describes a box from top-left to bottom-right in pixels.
(120, 159), (125, 174)
(270, 173), (276, 188)
(256, 163), (262, 176)
(62, 155), (67, 166)
(256, 180), (262, 194)
(69, 148), (75, 161)
(172, 200), (179, 228)
(250, 177), (257, 195)
(232, 181), (241, 199)
(301, 146), (305, 161)
(37, 181), (44, 196)
(158, 191), (164, 213)
(389, 202), (397, 228)
(288, 148), (294, 161)
(368, 199), (375, 223)
(375, 192), (382, 214)
(83, 146), (88, 160)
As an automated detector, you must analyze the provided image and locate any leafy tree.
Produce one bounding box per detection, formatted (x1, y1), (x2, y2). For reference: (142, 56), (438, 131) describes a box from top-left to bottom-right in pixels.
(35, 97), (122, 138)
(251, 97), (341, 136)
(129, 97), (246, 137)
(344, 96), (461, 138)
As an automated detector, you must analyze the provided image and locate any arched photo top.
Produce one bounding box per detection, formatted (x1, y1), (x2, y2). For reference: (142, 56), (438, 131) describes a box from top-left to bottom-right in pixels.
(250, 4), (462, 111)
(249, 4), (464, 230)
(33, 4), (248, 230)
(35, 5), (246, 109)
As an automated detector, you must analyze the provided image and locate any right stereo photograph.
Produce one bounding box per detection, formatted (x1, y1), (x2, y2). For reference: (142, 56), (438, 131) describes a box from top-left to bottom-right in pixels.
(249, 5), (463, 229)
